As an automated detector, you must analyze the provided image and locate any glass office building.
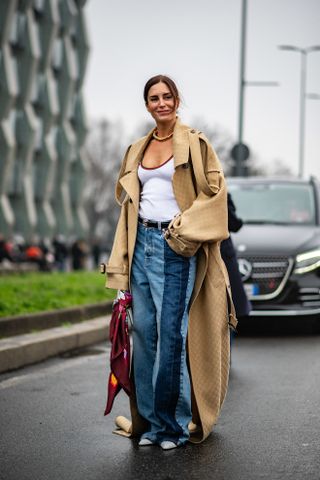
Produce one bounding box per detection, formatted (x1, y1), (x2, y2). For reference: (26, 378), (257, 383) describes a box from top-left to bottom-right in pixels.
(0, 0), (90, 241)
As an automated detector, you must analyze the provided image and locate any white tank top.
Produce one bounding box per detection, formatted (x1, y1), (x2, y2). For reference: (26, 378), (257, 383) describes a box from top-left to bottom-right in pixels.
(138, 156), (180, 221)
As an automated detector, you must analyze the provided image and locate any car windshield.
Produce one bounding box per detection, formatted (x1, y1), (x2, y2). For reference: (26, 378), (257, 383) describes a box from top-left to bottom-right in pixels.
(228, 183), (316, 225)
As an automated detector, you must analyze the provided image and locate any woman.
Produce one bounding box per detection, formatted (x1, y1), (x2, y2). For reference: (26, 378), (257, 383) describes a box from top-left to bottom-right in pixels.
(104, 75), (237, 450)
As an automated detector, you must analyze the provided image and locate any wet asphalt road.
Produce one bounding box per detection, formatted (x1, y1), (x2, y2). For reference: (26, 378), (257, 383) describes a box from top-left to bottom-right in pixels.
(1, 333), (320, 480)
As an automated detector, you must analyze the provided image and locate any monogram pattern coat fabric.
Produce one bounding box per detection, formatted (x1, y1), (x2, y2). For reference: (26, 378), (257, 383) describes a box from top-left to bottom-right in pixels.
(104, 118), (237, 443)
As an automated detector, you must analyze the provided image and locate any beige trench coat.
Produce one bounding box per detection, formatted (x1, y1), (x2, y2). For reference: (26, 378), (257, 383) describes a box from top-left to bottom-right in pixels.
(104, 118), (237, 443)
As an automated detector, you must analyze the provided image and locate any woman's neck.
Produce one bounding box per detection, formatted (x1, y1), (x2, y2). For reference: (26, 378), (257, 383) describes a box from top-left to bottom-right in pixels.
(155, 119), (176, 137)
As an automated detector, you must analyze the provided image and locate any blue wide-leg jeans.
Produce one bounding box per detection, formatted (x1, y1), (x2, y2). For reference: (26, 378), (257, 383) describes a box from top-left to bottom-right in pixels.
(131, 222), (197, 446)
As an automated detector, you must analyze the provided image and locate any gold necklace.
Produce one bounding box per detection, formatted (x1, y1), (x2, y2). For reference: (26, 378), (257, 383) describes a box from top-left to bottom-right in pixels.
(152, 130), (174, 142)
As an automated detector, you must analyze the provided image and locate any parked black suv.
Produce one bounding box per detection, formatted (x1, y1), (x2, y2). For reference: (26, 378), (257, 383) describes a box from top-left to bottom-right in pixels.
(227, 176), (320, 318)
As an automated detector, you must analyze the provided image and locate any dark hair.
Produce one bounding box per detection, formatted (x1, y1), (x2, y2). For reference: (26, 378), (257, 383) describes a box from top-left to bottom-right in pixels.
(143, 75), (180, 106)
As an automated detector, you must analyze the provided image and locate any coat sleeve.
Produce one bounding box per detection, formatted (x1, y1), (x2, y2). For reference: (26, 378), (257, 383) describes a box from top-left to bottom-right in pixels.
(165, 137), (228, 257)
(104, 147), (131, 290)
(105, 201), (129, 290)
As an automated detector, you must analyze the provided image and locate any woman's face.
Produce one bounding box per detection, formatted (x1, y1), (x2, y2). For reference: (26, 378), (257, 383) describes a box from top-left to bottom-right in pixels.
(146, 82), (179, 124)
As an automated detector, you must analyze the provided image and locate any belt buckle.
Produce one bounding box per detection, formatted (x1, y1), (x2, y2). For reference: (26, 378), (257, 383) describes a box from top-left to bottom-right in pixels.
(142, 218), (148, 227)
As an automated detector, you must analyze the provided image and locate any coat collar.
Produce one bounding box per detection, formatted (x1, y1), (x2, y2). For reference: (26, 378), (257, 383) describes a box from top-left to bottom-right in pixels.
(172, 118), (191, 168)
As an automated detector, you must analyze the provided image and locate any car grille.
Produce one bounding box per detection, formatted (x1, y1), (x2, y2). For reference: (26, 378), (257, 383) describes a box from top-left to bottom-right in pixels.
(238, 255), (293, 300)
(298, 287), (320, 307)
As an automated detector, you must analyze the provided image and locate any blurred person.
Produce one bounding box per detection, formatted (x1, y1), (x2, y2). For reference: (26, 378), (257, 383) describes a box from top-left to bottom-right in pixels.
(11, 234), (26, 262)
(91, 238), (101, 269)
(52, 235), (69, 271)
(103, 75), (236, 449)
(71, 238), (88, 270)
(39, 238), (55, 271)
(0, 233), (13, 263)
(25, 239), (47, 271)
(221, 193), (251, 321)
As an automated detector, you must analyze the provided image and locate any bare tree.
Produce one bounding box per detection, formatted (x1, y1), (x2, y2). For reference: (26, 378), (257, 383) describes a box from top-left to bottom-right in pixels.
(85, 119), (126, 254)
(130, 119), (154, 141)
(191, 119), (235, 174)
(267, 158), (294, 177)
(191, 118), (268, 177)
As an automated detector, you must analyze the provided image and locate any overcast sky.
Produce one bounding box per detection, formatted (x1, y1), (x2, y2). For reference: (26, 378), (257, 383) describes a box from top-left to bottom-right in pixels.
(83, 0), (320, 178)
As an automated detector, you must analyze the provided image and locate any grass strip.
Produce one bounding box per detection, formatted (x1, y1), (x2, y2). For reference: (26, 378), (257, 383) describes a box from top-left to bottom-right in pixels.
(0, 271), (116, 317)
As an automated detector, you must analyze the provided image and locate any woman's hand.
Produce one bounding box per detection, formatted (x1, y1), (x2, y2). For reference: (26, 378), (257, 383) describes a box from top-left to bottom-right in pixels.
(116, 289), (130, 300)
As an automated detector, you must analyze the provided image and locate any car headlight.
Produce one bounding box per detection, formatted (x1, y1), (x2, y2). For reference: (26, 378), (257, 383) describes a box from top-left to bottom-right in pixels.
(293, 248), (320, 274)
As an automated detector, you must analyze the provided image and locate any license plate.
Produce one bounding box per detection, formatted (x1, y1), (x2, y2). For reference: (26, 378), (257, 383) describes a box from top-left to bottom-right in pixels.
(244, 283), (260, 296)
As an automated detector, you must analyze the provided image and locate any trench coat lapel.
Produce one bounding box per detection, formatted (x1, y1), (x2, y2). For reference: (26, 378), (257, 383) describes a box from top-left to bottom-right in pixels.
(119, 171), (139, 210)
(172, 119), (193, 211)
(118, 130), (153, 210)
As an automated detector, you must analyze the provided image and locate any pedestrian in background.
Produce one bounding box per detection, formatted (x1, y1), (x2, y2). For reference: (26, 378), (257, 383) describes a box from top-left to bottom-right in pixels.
(53, 235), (68, 271)
(0, 233), (13, 263)
(103, 75), (237, 449)
(91, 238), (101, 269)
(71, 239), (88, 270)
(221, 193), (251, 322)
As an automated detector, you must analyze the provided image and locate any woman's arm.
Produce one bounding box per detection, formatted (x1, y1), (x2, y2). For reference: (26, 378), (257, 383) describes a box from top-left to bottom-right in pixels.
(165, 137), (228, 257)
(105, 201), (130, 290)
(104, 147), (132, 290)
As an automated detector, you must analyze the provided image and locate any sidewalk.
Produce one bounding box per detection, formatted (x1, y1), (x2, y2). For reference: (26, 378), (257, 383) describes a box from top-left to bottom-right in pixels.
(0, 302), (113, 374)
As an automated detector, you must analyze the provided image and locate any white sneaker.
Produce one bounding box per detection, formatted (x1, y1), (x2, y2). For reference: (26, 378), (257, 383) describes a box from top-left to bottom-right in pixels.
(160, 441), (177, 450)
(138, 438), (154, 446)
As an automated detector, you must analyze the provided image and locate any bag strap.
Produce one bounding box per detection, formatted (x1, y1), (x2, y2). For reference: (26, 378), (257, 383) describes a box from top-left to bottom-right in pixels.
(188, 130), (212, 197)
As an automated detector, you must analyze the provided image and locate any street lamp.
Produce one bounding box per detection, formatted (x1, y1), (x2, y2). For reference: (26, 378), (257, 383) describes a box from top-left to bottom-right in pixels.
(235, 0), (278, 176)
(278, 45), (320, 178)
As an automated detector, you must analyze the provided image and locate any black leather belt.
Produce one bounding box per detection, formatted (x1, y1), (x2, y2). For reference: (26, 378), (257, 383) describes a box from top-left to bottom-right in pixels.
(138, 217), (171, 229)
